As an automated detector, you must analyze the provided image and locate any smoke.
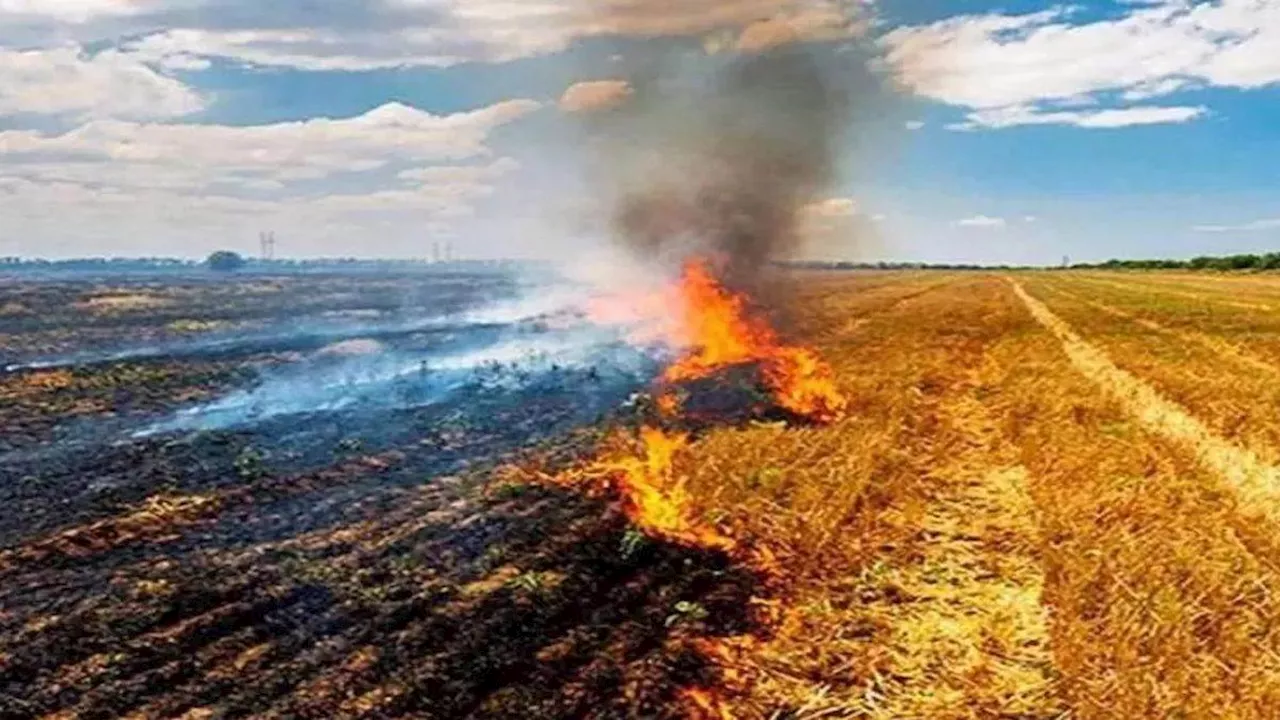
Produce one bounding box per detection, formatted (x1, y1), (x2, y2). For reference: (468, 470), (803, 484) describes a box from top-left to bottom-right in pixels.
(132, 283), (667, 437)
(137, 327), (656, 436)
(571, 0), (887, 290)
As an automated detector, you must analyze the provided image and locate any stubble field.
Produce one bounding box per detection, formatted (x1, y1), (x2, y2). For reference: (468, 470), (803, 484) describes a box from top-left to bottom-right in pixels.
(4, 269), (1280, 719)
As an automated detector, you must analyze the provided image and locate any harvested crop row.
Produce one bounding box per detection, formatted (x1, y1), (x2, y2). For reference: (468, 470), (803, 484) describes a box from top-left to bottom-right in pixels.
(1009, 279), (1280, 523)
(1018, 276), (1280, 467)
(1036, 282), (1279, 378)
(986, 278), (1280, 718)
(1043, 273), (1280, 366)
(1079, 271), (1280, 302)
(1071, 274), (1276, 312)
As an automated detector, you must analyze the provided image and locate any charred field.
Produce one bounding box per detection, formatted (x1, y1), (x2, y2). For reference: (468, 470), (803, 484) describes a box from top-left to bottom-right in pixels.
(0, 268), (766, 720)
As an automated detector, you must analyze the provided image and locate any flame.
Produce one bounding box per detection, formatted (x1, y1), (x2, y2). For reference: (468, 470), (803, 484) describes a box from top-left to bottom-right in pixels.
(663, 259), (846, 423)
(531, 257), (846, 717)
(656, 392), (683, 417)
(590, 427), (734, 551)
(590, 259), (847, 424)
(571, 258), (848, 548)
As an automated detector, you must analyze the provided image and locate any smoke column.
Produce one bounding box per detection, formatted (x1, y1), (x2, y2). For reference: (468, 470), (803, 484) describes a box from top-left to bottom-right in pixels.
(571, 0), (887, 291)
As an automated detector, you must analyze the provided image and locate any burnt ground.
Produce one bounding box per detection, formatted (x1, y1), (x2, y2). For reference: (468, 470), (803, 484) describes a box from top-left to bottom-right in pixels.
(0, 271), (766, 719)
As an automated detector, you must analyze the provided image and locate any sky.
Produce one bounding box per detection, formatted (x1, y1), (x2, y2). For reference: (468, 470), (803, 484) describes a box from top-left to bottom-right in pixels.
(0, 0), (1277, 265)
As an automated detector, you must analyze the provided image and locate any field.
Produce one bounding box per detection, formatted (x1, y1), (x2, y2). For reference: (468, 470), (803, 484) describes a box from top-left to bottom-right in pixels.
(4, 268), (1280, 719)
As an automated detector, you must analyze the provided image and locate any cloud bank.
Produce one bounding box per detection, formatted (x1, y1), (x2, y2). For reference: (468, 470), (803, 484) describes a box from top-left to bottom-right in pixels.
(882, 1), (1280, 129)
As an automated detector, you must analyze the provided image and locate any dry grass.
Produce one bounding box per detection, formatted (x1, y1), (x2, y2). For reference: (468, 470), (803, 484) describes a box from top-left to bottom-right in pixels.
(651, 272), (1280, 718)
(1019, 275), (1280, 464)
(986, 277), (1280, 719)
(669, 277), (1063, 718)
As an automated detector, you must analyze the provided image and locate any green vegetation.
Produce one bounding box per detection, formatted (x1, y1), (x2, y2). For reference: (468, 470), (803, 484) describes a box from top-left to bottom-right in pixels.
(205, 250), (247, 272)
(1073, 252), (1280, 271)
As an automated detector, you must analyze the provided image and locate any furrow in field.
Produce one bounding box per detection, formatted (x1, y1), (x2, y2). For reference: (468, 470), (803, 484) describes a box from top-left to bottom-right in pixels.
(851, 284), (1059, 720)
(1042, 284), (1279, 377)
(1009, 278), (1280, 520)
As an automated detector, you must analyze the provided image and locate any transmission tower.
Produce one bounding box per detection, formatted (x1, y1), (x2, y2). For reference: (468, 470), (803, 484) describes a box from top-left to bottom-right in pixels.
(259, 231), (277, 260)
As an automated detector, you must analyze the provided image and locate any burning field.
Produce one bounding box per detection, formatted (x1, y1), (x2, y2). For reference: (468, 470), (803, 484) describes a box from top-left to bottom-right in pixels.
(0, 245), (840, 720)
(10, 266), (1280, 718)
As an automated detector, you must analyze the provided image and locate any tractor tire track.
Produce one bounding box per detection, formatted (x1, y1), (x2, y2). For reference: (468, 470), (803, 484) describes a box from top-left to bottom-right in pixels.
(1009, 279), (1280, 520)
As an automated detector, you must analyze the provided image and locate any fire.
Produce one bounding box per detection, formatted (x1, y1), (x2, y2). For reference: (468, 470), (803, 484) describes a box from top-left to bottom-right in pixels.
(591, 258), (847, 424)
(663, 260), (846, 423)
(583, 427), (733, 552)
(528, 257), (847, 718)
(569, 258), (848, 548)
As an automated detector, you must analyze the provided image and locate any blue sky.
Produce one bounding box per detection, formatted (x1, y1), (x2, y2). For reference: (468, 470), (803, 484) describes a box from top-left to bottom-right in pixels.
(0, 0), (1276, 265)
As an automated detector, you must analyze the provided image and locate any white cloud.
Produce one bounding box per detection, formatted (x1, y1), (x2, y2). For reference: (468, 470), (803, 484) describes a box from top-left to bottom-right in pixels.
(904, 120), (924, 130)
(1194, 218), (1280, 233)
(949, 103), (1208, 130)
(121, 28), (472, 72)
(955, 214), (1006, 228)
(397, 157), (521, 185)
(0, 99), (543, 257)
(733, 6), (864, 53)
(0, 99), (540, 191)
(105, 0), (865, 72)
(798, 195), (882, 257)
(0, 47), (203, 120)
(0, 0), (140, 23)
(882, 0), (1280, 129)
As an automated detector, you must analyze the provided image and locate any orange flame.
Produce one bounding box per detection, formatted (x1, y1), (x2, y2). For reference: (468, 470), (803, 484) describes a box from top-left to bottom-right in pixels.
(662, 260), (846, 423)
(541, 257), (845, 718)
(588, 259), (845, 423)
(592, 427), (733, 552)
(574, 258), (848, 550)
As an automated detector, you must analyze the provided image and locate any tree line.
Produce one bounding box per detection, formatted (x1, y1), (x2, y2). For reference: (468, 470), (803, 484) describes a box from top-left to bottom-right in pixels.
(1066, 253), (1280, 271)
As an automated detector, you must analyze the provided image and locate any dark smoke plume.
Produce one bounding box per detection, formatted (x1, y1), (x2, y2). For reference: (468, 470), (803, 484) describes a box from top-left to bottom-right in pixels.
(573, 2), (886, 289)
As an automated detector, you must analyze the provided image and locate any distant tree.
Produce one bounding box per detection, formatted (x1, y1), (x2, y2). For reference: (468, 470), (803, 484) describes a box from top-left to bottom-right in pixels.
(1226, 254), (1262, 270)
(206, 251), (246, 272)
